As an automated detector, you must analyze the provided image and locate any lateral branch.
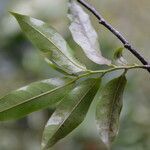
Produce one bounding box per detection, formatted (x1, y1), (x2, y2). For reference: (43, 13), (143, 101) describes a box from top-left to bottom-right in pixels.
(77, 0), (150, 73)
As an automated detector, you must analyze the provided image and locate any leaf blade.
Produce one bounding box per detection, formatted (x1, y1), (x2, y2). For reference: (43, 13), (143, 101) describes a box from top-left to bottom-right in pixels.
(44, 58), (72, 76)
(0, 77), (74, 121)
(96, 75), (127, 147)
(10, 12), (87, 75)
(42, 78), (101, 149)
(68, 1), (111, 65)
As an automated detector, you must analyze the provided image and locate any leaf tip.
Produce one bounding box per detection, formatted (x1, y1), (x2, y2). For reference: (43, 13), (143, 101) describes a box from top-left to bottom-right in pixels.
(9, 11), (19, 17)
(9, 11), (15, 16)
(9, 11), (26, 20)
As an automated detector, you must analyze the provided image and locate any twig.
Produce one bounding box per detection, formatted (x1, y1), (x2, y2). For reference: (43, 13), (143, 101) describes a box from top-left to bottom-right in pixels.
(80, 65), (150, 78)
(78, 65), (150, 79)
(90, 65), (150, 75)
(77, 0), (150, 73)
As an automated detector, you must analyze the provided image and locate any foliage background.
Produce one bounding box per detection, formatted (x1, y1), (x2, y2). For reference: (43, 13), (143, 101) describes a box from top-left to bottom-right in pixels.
(0, 0), (149, 149)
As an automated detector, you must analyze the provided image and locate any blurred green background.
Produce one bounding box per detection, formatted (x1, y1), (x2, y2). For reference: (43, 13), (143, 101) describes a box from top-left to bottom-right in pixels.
(0, 0), (150, 150)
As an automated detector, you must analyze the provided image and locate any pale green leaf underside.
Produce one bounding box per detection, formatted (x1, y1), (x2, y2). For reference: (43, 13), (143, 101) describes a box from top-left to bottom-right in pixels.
(44, 58), (71, 75)
(42, 78), (101, 149)
(0, 77), (74, 121)
(68, 1), (111, 65)
(96, 75), (127, 147)
(11, 12), (87, 75)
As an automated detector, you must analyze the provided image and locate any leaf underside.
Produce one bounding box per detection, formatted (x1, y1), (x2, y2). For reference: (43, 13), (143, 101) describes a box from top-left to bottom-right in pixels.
(96, 75), (127, 147)
(68, 1), (111, 65)
(0, 77), (74, 121)
(11, 12), (87, 75)
(42, 78), (101, 150)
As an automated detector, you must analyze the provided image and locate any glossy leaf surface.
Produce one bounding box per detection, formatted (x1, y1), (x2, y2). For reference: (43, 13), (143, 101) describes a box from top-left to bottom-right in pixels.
(68, 1), (111, 65)
(11, 12), (87, 75)
(42, 78), (101, 149)
(44, 58), (72, 76)
(0, 77), (74, 121)
(96, 75), (127, 147)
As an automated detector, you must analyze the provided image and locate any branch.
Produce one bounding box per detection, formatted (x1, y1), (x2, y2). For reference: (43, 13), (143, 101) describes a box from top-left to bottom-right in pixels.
(77, 0), (150, 73)
(78, 65), (150, 79)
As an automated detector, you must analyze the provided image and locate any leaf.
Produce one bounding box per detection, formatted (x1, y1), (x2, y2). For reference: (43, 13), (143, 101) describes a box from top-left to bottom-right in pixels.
(114, 47), (127, 65)
(68, 1), (111, 65)
(96, 75), (127, 147)
(44, 58), (72, 76)
(42, 78), (101, 149)
(0, 77), (74, 121)
(10, 12), (87, 75)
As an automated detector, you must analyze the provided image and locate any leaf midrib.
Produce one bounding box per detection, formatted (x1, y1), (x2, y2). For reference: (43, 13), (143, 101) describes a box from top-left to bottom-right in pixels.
(71, 2), (99, 53)
(22, 18), (85, 71)
(108, 76), (125, 133)
(45, 80), (97, 148)
(0, 79), (75, 113)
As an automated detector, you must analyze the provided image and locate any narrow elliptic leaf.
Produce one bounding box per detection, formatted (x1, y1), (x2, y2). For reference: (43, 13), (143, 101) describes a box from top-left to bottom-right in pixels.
(96, 75), (127, 147)
(114, 47), (127, 65)
(68, 1), (111, 65)
(0, 77), (74, 121)
(10, 12), (87, 75)
(42, 78), (101, 149)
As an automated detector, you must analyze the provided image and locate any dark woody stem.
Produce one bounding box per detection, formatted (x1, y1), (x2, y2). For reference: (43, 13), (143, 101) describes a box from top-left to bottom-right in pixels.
(77, 0), (150, 73)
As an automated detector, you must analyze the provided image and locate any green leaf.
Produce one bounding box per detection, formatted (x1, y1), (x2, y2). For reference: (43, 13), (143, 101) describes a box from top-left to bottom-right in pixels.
(114, 47), (127, 65)
(68, 1), (111, 65)
(0, 77), (74, 121)
(114, 47), (124, 59)
(96, 75), (127, 147)
(10, 12), (87, 75)
(42, 78), (101, 149)
(44, 58), (72, 76)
